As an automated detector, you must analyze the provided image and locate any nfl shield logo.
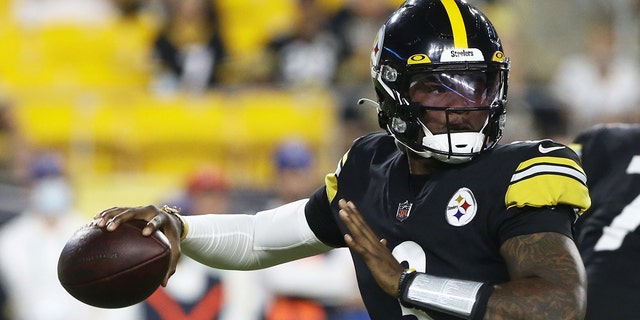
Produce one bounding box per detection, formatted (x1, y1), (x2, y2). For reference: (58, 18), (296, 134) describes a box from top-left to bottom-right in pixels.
(396, 201), (413, 222)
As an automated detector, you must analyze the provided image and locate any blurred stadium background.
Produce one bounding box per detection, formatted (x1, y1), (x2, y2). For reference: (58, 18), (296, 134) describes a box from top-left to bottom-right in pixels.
(0, 0), (638, 215)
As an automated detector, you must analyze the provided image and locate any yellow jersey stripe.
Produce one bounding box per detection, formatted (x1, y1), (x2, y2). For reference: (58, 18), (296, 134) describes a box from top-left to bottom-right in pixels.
(325, 150), (350, 203)
(506, 174), (591, 214)
(441, 0), (468, 48)
(325, 173), (338, 203)
(507, 156), (591, 214)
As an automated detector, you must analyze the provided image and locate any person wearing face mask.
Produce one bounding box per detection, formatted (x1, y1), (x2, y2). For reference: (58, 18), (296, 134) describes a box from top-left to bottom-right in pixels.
(0, 152), (143, 320)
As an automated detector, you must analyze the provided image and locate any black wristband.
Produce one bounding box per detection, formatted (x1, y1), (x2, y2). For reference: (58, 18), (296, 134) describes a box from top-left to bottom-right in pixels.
(397, 268), (417, 298)
(470, 282), (494, 320)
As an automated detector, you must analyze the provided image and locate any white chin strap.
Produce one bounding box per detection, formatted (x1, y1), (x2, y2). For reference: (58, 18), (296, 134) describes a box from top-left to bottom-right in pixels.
(420, 132), (485, 163)
(400, 122), (486, 164)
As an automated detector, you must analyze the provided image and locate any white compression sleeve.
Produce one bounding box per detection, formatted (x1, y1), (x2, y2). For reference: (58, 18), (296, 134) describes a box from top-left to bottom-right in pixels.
(180, 199), (334, 270)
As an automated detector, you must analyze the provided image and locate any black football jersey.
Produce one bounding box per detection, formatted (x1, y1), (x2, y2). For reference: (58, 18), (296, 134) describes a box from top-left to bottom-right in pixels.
(305, 132), (591, 320)
(573, 124), (640, 259)
(572, 124), (640, 320)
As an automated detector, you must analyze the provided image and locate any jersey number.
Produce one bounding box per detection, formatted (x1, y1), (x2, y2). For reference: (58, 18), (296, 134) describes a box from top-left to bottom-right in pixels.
(593, 155), (640, 251)
(392, 241), (433, 320)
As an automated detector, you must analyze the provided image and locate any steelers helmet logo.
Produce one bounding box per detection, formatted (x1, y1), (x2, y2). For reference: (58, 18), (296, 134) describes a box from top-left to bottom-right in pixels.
(370, 25), (385, 78)
(446, 187), (477, 226)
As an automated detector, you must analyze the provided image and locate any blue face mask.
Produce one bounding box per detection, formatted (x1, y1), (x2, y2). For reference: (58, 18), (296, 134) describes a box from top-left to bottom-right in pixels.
(30, 178), (73, 217)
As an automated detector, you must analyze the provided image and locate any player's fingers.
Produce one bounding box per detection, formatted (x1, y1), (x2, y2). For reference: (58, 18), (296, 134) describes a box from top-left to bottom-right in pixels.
(340, 205), (391, 267)
(105, 206), (159, 232)
(94, 207), (126, 226)
(164, 252), (181, 286)
(341, 217), (382, 259)
(162, 240), (181, 286)
(344, 233), (363, 250)
(94, 207), (116, 219)
(143, 215), (164, 236)
(339, 210), (367, 254)
(341, 200), (371, 233)
(340, 209), (365, 241)
(339, 199), (381, 245)
(104, 211), (129, 231)
(340, 208), (372, 244)
(339, 200), (362, 236)
(162, 265), (176, 287)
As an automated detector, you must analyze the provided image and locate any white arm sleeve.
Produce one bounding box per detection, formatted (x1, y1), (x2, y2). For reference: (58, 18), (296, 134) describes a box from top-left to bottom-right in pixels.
(180, 199), (334, 270)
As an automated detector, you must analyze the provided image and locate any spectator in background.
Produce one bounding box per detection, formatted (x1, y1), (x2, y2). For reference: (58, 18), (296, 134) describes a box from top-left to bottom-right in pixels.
(0, 98), (29, 320)
(336, 103), (380, 162)
(262, 140), (369, 320)
(162, 166), (231, 215)
(327, 0), (393, 85)
(110, 0), (157, 19)
(0, 282), (6, 320)
(144, 165), (264, 320)
(11, 0), (116, 27)
(261, 0), (345, 89)
(0, 99), (30, 187)
(150, 0), (228, 95)
(472, 0), (549, 143)
(325, 0), (394, 150)
(0, 152), (142, 320)
(551, 18), (640, 136)
(266, 140), (318, 208)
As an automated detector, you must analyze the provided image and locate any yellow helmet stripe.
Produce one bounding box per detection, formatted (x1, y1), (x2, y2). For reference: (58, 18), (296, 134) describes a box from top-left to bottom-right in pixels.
(441, 0), (468, 48)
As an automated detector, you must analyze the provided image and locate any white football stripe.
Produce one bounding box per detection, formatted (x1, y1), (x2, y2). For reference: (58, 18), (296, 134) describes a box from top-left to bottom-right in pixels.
(511, 164), (586, 184)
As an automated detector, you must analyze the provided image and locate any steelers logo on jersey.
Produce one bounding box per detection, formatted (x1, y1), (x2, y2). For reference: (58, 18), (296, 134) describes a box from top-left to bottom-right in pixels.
(446, 187), (477, 226)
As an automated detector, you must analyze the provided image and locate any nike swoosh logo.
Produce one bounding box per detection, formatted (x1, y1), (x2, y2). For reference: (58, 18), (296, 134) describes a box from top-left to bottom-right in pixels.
(538, 145), (565, 154)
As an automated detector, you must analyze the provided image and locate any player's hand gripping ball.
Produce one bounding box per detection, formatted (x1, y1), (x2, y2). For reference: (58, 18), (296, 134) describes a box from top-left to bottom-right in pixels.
(57, 219), (171, 308)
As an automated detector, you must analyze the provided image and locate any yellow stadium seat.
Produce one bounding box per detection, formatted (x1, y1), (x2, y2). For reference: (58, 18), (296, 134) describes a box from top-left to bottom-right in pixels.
(13, 88), (337, 189)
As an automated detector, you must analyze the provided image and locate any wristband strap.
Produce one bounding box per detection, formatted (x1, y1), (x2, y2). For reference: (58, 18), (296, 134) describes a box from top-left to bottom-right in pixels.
(161, 205), (188, 240)
(398, 268), (417, 298)
(469, 282), (493, 320)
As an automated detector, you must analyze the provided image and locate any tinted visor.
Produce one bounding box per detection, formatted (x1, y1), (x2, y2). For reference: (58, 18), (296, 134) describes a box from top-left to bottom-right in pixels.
(408, 71), (502, 107)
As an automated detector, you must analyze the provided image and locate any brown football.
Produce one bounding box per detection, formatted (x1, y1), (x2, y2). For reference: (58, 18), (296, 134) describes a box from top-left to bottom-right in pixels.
(57, 219), (171, 308)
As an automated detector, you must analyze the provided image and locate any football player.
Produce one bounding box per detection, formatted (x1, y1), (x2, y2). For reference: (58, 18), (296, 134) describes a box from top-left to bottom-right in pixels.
(96, 1), (591, 319)
(572, 123), (640, 320)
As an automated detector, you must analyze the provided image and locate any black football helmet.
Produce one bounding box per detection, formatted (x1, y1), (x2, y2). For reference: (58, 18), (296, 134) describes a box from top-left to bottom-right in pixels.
(369, 0), (510, 163)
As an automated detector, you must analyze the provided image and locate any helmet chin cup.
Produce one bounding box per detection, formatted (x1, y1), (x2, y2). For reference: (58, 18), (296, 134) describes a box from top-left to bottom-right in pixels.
(420, 132), (486, 164)
(393, 130), (486, 164)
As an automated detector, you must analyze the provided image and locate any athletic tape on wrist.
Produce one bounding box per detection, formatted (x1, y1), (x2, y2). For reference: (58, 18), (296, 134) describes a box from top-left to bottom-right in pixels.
(399, 272), (493, 320)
